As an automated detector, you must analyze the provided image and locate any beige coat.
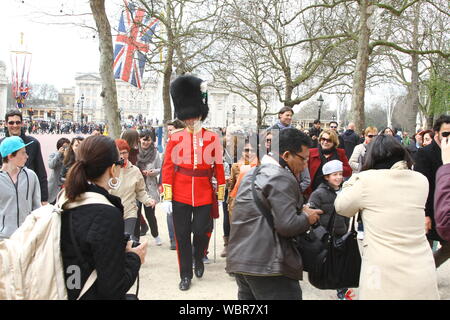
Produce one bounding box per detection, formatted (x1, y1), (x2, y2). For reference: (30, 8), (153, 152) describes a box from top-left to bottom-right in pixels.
(110, 163), (154, 220)
(348, 143), (367, 173)
(335, 161), (439, 300)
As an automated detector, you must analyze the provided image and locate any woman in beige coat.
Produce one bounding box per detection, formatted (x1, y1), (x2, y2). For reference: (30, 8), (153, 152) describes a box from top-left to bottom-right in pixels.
(335, 135), (439, 300)
(111, 139), (156, 241)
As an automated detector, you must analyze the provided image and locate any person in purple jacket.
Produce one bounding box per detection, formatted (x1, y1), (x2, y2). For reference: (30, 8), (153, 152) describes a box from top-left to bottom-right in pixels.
(435, 134), (450, 242)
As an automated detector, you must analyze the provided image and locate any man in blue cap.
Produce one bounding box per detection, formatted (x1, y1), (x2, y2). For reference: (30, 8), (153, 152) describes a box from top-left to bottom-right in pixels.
(0, 136), (41, 239)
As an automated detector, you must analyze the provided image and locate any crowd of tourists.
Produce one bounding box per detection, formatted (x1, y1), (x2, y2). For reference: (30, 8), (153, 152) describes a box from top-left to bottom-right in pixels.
(0, 76), (449, 301)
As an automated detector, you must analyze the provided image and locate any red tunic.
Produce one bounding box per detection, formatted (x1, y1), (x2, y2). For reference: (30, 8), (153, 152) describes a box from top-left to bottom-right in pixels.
(161, 128), (226, 207)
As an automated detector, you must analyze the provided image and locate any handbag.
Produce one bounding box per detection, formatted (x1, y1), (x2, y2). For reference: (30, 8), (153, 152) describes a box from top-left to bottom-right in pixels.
(306, 210), (362, 290)
(295, 223), (329, 273)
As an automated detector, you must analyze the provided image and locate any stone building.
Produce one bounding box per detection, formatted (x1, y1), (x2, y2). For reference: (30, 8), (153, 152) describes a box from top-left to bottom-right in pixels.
(74, 73), (161, 124)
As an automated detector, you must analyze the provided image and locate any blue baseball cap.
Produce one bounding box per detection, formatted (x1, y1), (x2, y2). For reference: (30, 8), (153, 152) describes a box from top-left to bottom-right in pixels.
(0, 136), (33, 158)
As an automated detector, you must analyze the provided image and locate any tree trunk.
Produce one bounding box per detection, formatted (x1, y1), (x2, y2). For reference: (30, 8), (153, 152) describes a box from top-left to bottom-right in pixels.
(405, 2), (420, 135)
(256, 92), (262, 130)
(425, 115), (434, 130)
(162, 48), (174, 123)
(284, 69), (293, 107)
(162, 0), (174, 125)
(350, 0), (373, 133)
(90, 0), (121, 139)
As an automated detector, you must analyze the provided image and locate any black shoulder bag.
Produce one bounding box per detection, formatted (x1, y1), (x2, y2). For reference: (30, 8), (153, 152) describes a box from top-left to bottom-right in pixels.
(306, 209), (362, 290)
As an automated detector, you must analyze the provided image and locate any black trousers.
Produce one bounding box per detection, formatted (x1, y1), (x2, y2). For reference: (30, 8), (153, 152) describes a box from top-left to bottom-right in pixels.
(223, 189), (230, 237)
(136, 201), (159, 238)
(172, 201), (212, 280)
(235, 274), (302, 300)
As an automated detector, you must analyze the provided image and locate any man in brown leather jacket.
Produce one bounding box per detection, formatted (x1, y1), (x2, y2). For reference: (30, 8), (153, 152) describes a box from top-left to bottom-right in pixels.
(226, 128), (322, 300)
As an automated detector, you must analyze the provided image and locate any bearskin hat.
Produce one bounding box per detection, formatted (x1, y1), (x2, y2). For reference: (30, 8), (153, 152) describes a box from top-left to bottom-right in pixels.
(170, 75), (209, 121)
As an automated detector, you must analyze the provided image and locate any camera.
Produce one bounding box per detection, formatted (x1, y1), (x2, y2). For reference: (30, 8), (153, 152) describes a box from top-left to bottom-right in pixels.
(115, 158), (125, 166)
(124, 233), (140, 248)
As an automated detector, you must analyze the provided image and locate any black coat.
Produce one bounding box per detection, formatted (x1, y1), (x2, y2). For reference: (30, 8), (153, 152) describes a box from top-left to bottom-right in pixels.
(341, 129), (360, 160)
(60, 184), (140, 300)
(0, 128), (48, 202)
(308, 182), (350, 236)
(414, 140), (443, 241)
(309, 127), (322, 148)
(407, 142), (419, 163)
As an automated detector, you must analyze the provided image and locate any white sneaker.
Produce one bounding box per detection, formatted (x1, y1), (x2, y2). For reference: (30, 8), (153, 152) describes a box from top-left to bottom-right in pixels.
(154, 236), (162, 246)
(357, 231), (364, 240)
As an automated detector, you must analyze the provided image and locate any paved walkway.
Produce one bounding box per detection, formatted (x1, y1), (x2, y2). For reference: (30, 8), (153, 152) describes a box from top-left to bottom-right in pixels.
(136, 204), (450, 300)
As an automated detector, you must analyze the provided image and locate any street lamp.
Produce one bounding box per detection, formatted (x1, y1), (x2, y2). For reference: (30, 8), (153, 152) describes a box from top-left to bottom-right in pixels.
(317, 94), (324, 121)
(332, 114), (336, 121)
(80, 94), (85, 127)
(232, 105), (236, 124)
(77, 101), (80, 123)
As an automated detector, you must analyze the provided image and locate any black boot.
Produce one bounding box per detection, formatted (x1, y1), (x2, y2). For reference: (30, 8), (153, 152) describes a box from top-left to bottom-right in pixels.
(179, 277), (191, 291)
(194, 260), (204, 278)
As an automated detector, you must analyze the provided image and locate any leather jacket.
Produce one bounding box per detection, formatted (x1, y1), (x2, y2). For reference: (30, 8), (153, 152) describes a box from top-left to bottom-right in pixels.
(226, 155), (310, 280)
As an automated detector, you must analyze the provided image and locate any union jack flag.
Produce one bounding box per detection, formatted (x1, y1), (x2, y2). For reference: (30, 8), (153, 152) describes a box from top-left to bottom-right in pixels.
(113, 0), (158, 88)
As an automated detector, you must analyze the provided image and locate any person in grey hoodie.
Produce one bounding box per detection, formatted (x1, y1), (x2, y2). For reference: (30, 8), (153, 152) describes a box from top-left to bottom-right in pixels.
(47, 137), (70, 204)
(0, 136), (41, 239)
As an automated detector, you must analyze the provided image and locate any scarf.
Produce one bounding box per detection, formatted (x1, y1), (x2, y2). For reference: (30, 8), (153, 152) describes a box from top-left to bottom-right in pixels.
(312, 146), (339, 191)
(276, 121), (292, 130)
(137, 144), (157, 171)
(319, 145), (337, 156)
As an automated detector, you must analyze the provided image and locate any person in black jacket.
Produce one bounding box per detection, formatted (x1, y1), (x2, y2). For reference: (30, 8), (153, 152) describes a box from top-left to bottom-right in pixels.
(329, 121), (344, 150)
(60, 135), (148, 300)
(308, 160), (353, 300)
(340, 122), (360, 160)
(309, 119), (322, 148)
(414, 115), (450, 268)
(0, 109), (48, 204)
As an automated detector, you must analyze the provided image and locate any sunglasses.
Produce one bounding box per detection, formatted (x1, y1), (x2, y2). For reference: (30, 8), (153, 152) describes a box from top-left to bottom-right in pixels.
(294, 153), (308, 162)
(244, 148), (253, 153)
(8, 121), (22, 125)
(265, 139), (272, 143)
(330, 126), (337, 129)
(367, 134), (376, 138)
(442, 132), (450, 138)
(320, 137), (333, 143)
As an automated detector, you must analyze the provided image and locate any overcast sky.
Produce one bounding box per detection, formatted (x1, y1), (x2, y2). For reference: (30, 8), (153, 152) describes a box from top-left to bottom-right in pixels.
(0, 0), (120, 90)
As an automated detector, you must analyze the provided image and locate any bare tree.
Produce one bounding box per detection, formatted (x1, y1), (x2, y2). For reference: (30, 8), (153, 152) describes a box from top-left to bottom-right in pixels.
(209, 34), (277, 129)
(134, 0), (225, 123)
(221, 0), (356, 113)
(90, 0), (121, 139)
(349, 0), (449, 132)
(383, 0), (449, 133)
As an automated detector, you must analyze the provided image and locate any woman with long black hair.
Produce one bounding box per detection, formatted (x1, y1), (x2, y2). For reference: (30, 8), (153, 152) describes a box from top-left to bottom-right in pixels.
(60, 135), (147, 300)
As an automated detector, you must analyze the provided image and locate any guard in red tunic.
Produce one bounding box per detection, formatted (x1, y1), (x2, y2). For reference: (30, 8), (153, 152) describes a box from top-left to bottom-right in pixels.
(161, 75), (225, 291)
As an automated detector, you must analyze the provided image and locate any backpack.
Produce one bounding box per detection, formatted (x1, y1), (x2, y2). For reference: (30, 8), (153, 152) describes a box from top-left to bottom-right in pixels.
(0, 191), (113, 300)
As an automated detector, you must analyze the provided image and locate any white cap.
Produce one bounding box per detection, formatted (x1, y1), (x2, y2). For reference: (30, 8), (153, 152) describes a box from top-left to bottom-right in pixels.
(322, 160), (343, 175)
